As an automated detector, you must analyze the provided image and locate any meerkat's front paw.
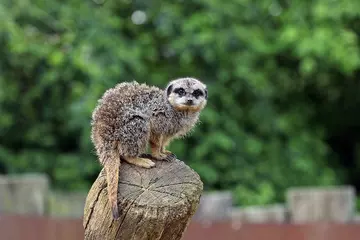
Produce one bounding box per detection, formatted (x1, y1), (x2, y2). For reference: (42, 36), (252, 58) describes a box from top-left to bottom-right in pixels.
(152, 151), (176, 161)
(162, 149), (177, 161)
(153, 152), (167, 159)
(161, 149), (170, 154)
(123, 157), (156, 168)
(164, 152), (177, 161)
(162, 149), (172, 155)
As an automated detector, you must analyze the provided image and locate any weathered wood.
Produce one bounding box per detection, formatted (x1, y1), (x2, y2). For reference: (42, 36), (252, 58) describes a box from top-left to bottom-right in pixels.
(83, 158), (203, 240)
(287, 186), (355, 223)
(0, 173), (49, 216)
(193, 191), (232, 222)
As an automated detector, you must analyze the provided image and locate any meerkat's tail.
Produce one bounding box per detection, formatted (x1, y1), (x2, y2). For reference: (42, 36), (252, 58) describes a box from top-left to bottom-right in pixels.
(102, 149), (121, 220)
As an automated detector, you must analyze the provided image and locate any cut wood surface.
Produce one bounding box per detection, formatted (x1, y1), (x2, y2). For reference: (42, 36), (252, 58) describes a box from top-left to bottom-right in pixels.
(83, 158), (203, 240)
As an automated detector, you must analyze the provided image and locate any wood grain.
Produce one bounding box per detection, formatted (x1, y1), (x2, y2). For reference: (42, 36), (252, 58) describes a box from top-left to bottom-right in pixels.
(83, 158), (203, 240)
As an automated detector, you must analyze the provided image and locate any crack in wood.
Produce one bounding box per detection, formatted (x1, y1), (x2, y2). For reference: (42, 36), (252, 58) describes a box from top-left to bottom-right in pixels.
(149, 188), (186, 201)
(115, 189), (148, 238)
(122, 189), (144, 202)
(84, 186), (105, 230)
(152, 182), (199, 189)
(119, 181), (143, 188)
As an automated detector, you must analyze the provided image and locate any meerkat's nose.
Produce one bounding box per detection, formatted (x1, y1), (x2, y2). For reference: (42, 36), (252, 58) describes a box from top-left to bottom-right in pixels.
(186, 99), (194, 105)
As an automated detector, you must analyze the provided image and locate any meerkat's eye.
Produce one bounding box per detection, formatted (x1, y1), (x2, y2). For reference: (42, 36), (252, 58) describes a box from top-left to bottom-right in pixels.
(174, 88), (186, 96)
(192, 89), (203, 98)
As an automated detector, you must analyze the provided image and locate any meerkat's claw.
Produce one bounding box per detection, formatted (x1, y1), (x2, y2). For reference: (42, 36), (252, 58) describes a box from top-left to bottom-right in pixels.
(161, 149), (177, 161)
(164, 153), (176, 161)
(151, 152), (176, 161)
(162, 148), (177, 161)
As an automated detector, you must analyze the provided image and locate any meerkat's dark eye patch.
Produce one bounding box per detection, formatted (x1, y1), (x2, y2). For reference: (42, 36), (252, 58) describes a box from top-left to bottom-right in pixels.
(174, 87), (186, 96)
(192, 89), (204, 98)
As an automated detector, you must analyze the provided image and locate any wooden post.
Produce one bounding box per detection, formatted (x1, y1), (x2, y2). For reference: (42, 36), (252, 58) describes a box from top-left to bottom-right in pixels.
(83, 158), (203, 240)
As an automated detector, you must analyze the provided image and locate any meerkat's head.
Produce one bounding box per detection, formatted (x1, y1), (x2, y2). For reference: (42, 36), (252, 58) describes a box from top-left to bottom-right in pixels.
(165, 77), (208, 112)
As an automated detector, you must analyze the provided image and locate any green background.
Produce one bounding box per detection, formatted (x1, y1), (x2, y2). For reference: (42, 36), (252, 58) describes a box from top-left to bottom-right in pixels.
(1, 0), (360, 207)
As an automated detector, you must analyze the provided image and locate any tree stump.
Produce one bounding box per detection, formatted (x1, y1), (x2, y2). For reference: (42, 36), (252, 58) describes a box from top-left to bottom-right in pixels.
(83, 158), (203, 240)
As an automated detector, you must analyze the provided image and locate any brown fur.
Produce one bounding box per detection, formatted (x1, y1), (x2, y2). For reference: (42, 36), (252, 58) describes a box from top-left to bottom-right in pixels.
(90, 77), (207, 219)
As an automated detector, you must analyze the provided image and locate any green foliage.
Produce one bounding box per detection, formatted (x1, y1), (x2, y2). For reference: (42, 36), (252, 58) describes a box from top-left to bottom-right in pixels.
(1, 0), (360, 205)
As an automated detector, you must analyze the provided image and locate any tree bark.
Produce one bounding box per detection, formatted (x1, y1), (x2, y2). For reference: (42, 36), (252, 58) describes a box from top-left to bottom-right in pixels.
(83, 158), (203, 240)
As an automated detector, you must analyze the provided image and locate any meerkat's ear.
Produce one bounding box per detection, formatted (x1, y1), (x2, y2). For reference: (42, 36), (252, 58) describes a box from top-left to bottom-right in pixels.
(204, 88), (208, 99)
(166, 83), (173, 96)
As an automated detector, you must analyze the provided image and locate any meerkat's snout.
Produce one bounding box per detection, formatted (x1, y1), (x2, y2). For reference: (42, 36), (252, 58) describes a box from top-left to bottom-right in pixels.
(166, 77), (208, 112)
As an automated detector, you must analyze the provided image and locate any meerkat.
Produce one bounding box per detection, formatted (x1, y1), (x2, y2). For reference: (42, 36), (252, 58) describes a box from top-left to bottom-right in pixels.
(90, 77), (208, 219)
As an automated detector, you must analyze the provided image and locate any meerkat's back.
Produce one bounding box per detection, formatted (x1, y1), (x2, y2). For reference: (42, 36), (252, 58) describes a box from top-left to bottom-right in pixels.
(92, 82), (162, 125)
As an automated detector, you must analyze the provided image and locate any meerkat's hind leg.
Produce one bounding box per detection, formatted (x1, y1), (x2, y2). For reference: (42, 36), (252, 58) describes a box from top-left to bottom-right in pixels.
(119, 115), (155, 167)
(122, 156), (155, 168)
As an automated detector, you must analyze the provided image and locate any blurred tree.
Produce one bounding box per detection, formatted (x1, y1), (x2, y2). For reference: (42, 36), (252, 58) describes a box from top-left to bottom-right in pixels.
(0, 0), (360, 205)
